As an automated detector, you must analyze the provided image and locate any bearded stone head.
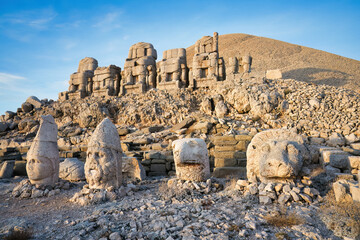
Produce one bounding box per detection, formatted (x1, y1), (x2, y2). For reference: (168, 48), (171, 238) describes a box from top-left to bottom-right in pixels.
(85, 118), (122, 189)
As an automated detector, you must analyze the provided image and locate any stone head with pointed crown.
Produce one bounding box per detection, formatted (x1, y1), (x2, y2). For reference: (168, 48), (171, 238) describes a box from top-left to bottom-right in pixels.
(85, 118), (123, 189)
(26, 115), (59, 187)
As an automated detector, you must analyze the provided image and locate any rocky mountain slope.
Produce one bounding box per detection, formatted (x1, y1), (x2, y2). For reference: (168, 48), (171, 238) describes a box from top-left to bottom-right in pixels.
(187, 33), (360, 91)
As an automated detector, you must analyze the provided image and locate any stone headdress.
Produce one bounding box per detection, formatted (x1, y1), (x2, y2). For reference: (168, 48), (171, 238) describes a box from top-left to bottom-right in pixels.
(88, 118), (122, 152)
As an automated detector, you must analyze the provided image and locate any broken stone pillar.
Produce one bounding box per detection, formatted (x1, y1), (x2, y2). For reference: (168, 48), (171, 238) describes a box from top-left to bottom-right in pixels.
(172, 138), (210, 181)
(190, 32), (224, 89)
(247, 129), (310, 183)
(121, 42), (157, 95)
(85, 118), (123, 189)
(92, 65), (121, 97)
(26, 115), (59, 187)
(157, 48), (188, 90)
(240, 55), (252, 73)
(226, 55), (252, 81)
(59, 57), (98, 101)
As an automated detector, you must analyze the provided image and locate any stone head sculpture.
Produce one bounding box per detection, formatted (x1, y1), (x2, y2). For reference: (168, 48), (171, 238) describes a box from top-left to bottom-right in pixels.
(247, 129), (310, 183)
(77, 57), (98, 73)
(26, 115), (59, 187)
(172, 138), (210, 181)
(85, 118), (123, 189)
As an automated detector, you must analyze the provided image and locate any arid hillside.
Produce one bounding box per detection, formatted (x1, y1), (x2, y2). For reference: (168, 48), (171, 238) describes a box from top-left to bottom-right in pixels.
(187, 33), (360, 91)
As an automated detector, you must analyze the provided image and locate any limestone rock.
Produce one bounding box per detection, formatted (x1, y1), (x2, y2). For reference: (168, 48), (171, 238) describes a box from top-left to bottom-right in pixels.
(85, 118), (123, 189)
(59, 158), (85, 181)
(200, 98), (213, 115)
(172, 138), (210, 181)
(0, 160), (15, 178)
(0, 122), (8, 132)
(21, 102), (33, 113)
(78, 102), (109, 128)
(26, 115), (59, 187)
(171, 118), (195, 132)
(247, 129), (310, 183)
(26, 96), (42, 108)
(327, 132), (345, 147)
(265, 69), (282, 79)
(215, 101), (228, 118)
(122, 155), (146, 181)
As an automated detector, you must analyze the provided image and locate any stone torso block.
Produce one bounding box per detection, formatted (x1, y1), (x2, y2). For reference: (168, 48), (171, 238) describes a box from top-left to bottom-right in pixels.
(157, 48), (187, 88)
(67, 57), (98, 99)
(172, 138), (210, 181)
(93, 65), (121, 96)
(122, 42), (157, 94)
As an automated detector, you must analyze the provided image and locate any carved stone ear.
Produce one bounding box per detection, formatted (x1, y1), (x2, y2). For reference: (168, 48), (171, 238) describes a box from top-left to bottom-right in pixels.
(261, 143), (270, 153)
(287, 144), (298, 154)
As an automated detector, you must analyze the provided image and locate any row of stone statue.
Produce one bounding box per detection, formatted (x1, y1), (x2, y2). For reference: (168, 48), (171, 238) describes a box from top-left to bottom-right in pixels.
(59, 32), (252, 101)
(26, 115), (211, 189)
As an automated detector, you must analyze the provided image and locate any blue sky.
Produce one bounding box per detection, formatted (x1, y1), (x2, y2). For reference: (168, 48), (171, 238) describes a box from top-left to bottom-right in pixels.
(0, 0), (359, 114)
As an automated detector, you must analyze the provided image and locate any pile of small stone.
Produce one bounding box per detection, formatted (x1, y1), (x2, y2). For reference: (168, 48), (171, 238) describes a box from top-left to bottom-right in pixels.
(11, 179), (73, 198)
(70, 184), (136, 206)
(166, 177), (225, 195)
(235, 179), (322, 205)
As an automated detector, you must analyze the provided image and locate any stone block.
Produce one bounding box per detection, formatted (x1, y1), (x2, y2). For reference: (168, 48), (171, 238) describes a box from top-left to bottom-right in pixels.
(237, 159), (247, 167)
(150, 164), (166, 172)
(171, 118), (195, 131)
(334, 173), (355, 181)
(320, 150), (347, 166)
(259, 195), (272, 204)
(214, 158), (237, 167)
(212, 167), (246, 178)
(349, 156), (360, 169)
(235, 141), (249, 151)
(333, 181), (351, 202)
(213, 136), (237, 145)
(350, 184), (360, 202)
(0, 160), (14, 178)
(148, 172), (167, 177)
(26, 96), (42, 108)
(329, 154), (350, 170)
(265, 69), (282, 80)
(214, 146), (235, 152)
(350, 143), (360, 150)
(214, 151), (234, 159)
(234, 135), (253, 141)
(151, 159), (166, 164)
(13, 160), (27, 176)
(234, 151), (246, 159)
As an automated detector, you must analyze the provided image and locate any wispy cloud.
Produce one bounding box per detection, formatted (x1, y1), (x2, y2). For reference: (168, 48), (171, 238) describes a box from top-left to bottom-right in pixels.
(0, 8), (57, 30)
(0, 72), (26, 84)
(92, 12), (122, 32)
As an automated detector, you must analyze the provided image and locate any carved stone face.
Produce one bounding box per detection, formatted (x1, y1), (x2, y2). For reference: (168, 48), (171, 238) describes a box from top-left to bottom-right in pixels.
(26, 156), (53, 181)
(85, 146), (122, 189)
(247, 129), (309, 183)
(258, 140), (302, 178)
(172, 138), (210, 181)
